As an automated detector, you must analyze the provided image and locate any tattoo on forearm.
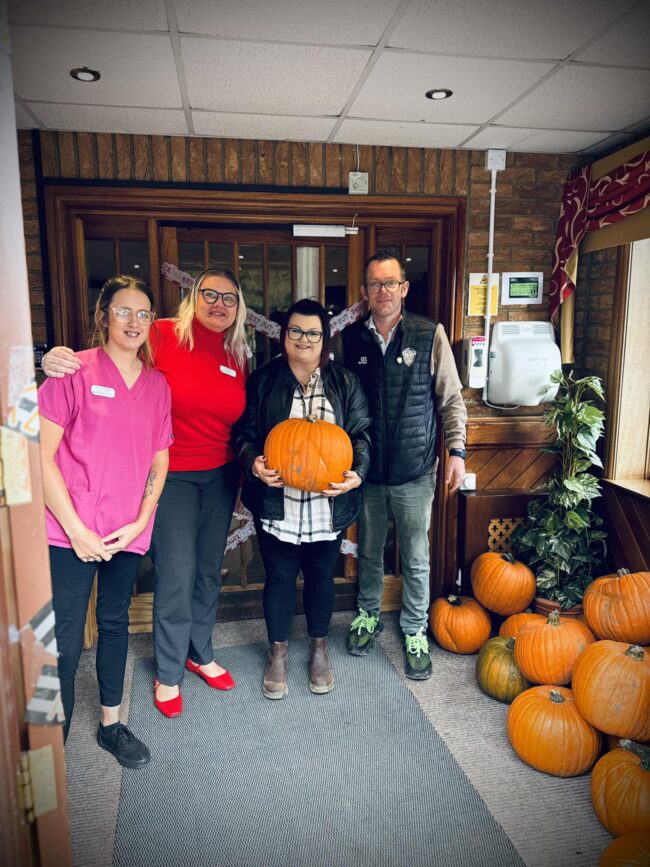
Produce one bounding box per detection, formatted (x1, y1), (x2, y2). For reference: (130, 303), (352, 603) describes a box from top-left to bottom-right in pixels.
(144, 469), (157, 497)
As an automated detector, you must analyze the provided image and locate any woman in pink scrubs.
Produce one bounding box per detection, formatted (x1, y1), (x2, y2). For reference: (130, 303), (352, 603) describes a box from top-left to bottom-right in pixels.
(39, 275), (172, 767)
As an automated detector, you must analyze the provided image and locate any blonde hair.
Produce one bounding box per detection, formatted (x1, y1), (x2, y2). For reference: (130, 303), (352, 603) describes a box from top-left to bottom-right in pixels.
(94, 274), (155, 367)
(173, 268), (248, 370)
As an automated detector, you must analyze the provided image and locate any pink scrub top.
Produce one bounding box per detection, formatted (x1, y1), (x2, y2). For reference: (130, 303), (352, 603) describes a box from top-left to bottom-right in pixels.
(38, 347), (173, 554)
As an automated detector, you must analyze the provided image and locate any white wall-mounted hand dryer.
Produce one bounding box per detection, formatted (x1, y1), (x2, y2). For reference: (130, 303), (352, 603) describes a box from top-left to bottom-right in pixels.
(487, 321), (561, 406)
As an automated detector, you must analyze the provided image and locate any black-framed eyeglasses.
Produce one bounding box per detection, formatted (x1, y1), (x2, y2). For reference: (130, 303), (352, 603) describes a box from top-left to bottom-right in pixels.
(198, 289), (239, 307)
(109, 306), (155, 324)
(286, 326), (323, 343)
(364, 279), (405, 295)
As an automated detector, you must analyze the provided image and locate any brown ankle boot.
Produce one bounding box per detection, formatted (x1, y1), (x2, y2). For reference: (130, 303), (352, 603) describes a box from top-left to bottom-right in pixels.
(263, 641), (288, 700)
(309, 637), (334, 694)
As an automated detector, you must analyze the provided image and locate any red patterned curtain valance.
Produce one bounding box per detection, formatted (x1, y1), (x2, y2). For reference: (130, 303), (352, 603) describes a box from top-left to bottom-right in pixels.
(549, 149), (650, 323)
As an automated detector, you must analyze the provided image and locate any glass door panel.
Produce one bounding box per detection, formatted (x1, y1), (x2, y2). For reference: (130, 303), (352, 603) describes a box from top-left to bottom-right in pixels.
(268, 245), (292, 314)
(208, 242), (234, 270)
(178, 241), (205, 276)
(325, 246), (347, 315)
(85, 239), (115, 321)
(120, 240), (149, 283)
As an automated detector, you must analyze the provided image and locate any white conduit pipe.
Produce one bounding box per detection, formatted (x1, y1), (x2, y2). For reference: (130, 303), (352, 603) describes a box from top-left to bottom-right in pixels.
(482, 167), (498, 402)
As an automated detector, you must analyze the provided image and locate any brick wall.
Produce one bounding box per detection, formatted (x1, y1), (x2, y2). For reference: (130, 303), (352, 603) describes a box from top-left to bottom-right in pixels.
(574, 246), (618, 386)
(18, 129), (591, 412)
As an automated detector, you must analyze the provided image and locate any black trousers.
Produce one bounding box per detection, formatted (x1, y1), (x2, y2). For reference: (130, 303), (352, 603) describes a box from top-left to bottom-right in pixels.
(49, 546), (141, 741)
(254, 518), (342, 643)
(151, 462), (238, 686)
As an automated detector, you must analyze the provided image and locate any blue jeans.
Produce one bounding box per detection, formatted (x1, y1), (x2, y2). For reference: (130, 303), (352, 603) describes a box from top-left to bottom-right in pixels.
(357, 471), (436, 634)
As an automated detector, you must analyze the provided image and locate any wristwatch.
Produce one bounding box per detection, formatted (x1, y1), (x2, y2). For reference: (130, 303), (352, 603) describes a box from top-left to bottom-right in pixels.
(449, 448), (467, 460)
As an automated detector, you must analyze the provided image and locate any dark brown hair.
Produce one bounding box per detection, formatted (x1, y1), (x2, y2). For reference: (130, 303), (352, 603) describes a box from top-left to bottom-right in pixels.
(280, 298), (331, 371)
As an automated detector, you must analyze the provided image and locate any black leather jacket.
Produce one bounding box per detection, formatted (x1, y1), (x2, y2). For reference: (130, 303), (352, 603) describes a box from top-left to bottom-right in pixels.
(232, 356), (371, 533)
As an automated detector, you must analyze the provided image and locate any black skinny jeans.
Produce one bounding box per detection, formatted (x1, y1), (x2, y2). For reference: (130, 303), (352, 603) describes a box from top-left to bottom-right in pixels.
(49, 546), (141, 741)
(254, 518), (342, 643)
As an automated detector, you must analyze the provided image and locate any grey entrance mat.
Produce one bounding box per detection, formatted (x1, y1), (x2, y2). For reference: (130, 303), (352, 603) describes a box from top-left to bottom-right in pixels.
(113, 639), (524, 867)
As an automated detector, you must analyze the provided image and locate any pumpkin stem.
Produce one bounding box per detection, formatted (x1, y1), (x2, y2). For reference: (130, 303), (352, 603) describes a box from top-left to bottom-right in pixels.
(505, 637), (515, 651)
(447, 594), (462, 606)
(502, 553), (516, 564)
(625, 645), (645, 661)
(547, 609), (561, 627)
(549, 689), (565, 704)
(616, 568), (631, 577)
(305, 415), (319, 423)
(620, 739), (650, 770)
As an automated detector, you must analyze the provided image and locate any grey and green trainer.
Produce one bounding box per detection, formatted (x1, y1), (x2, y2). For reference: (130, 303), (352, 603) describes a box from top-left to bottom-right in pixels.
(346, 609), (383, 656)
(404, 628), (432, 680)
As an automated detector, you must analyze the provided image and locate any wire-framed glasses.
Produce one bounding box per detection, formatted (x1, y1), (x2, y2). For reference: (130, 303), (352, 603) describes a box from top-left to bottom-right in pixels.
(286, 326), (323, 343)
(364, 280), (404, 295)
(110, 307), (155, 324)
(198, 289), (239, 307)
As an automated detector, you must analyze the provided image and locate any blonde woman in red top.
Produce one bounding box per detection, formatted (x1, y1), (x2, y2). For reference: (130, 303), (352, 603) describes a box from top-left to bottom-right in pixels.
(42, 269), (248, 718)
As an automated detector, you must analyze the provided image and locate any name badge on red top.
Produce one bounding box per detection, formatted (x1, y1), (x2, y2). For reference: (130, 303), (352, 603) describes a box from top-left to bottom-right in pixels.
(220, 365), (236, 378)
(91, 385), (115, 398)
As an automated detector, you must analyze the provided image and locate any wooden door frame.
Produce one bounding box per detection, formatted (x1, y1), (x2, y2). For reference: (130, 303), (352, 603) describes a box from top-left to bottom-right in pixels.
(43, 183), (467, 599)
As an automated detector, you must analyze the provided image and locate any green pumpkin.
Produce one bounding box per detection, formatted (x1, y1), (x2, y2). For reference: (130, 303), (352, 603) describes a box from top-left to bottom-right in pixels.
(476, 636), (531, 704)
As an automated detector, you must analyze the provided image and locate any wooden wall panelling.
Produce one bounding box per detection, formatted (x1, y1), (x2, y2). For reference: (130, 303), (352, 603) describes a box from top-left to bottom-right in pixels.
(602, 482), (650, 572)
(457, 490), (545, 586)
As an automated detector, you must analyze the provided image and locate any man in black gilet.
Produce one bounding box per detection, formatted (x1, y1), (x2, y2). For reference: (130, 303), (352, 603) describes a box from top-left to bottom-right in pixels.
(342, 252), (467, 679)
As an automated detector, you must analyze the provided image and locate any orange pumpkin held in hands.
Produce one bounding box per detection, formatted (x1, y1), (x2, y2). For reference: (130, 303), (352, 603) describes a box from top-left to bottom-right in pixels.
(429, 595), (491, 654)
(507, 685), (602, 777)
(584, 568), (650, 645)
(264, 415), (353, 494)
(591, 739), (650, 837)
(513, 609), (595, 685)
(573, 642), (650, 741)
(470, 552), (536, 616)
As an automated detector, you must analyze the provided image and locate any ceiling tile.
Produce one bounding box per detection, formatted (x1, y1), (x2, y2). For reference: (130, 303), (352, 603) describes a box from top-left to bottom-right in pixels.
(192, 111), (336, 142)
(182, 38), (371, 115)
(8, 0), (169, 30)
(10, 27), (182, 107)
(333, 119), (477, 148)
(176, 0), (400, 44)
(388, 0), (622, 59)
(15, 101), (37, 129)
(463, 126), (610, 153)
(576, 3), (650, 68)
(350, 53), (553, 124)
(498, 64), (650, 131)
(26, 103), (188, 135)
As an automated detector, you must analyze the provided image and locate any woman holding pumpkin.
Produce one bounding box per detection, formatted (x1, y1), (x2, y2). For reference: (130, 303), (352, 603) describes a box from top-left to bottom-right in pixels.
(41, 268), (249, 718)
(234, 299), (371, 699)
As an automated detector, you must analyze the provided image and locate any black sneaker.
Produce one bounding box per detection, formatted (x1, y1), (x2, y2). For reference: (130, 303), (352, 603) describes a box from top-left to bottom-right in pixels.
(346, 609), (383, 656)
(404, 628), (432, 680)
(97, 723), (151, 769)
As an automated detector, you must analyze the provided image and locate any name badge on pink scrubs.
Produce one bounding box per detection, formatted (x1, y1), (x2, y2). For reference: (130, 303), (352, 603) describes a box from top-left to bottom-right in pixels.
(91, 385), (115, 398)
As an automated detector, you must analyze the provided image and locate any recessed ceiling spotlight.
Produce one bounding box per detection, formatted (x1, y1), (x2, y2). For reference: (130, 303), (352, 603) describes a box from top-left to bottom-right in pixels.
(70, 66), (101, 82)
(425, 88), (452, 101)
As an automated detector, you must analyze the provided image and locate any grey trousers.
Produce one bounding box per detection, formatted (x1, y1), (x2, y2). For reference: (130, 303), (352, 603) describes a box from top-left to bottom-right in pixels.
(151, 462), (238, 686)
(357, 471), (437, 634)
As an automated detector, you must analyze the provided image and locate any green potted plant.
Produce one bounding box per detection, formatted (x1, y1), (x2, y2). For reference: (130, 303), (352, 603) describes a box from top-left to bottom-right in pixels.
(511, 369), (608, 613)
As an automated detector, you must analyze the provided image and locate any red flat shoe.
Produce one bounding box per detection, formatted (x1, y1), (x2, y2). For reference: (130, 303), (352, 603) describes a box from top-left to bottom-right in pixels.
(153, 679), (183, 718)
(186, 658), (235, 691)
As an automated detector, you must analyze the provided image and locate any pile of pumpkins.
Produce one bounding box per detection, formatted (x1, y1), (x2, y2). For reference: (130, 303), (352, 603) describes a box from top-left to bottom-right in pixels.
(428, 555), (650, 866)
